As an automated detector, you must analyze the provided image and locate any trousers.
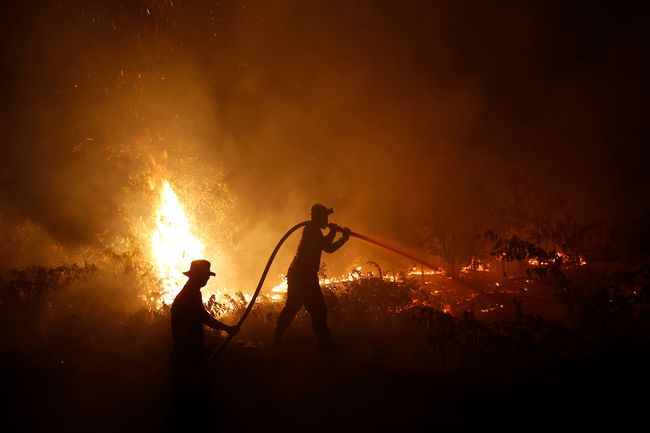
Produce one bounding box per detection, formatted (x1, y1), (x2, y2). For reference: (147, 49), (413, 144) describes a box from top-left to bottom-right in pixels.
(275, 271), (332, 351)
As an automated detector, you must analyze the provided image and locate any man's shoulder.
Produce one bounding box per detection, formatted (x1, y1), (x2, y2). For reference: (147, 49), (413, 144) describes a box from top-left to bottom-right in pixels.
(171, 285), (197, 305)
(303, 222), (323, 236)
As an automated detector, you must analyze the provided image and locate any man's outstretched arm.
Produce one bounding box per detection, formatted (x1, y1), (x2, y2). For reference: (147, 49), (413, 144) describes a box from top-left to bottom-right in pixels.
(202, 309), (239, 335)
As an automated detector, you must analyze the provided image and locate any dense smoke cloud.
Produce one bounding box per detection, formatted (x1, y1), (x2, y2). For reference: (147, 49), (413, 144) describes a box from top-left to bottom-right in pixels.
(0, 1), (648, 286)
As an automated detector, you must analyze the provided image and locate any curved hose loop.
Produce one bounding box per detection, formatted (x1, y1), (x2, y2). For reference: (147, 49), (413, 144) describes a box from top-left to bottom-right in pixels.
(207, 221), (309, 361)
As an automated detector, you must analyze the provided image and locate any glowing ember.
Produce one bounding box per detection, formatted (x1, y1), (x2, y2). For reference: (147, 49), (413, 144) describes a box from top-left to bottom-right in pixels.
(461, 259), (491, 273)
(151, 180), (204, 305)
(408, 266), (446, 276)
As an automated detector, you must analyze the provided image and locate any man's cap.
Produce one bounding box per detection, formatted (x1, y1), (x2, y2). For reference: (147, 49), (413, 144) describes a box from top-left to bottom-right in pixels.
(182, 259), (216, 278)
(311, 203), (334, 218)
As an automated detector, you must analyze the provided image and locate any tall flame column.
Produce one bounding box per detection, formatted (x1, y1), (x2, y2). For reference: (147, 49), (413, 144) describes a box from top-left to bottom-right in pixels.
(151, 180), (204, 305)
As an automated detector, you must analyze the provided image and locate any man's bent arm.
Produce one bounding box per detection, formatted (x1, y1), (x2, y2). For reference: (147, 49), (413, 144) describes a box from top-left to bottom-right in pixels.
(323, 236), (347, 253)
(323, 224), (337, 244)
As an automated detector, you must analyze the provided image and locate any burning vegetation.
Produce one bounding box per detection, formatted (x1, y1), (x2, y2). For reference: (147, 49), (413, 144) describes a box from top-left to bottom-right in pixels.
(3, 169), (649, 431)
(151, 179), (205, 305)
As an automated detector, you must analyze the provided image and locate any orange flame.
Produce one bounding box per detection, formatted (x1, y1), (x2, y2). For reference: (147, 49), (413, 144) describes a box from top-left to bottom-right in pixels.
(151, 180), (204, 305)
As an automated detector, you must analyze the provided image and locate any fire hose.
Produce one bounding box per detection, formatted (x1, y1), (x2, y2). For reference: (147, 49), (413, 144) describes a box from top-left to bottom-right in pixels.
(208, 221), (438, 361)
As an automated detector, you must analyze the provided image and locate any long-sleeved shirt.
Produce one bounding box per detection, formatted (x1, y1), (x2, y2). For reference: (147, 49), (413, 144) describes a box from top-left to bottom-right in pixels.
(288, 221), (347, 277)
(171, 283), (224, 357)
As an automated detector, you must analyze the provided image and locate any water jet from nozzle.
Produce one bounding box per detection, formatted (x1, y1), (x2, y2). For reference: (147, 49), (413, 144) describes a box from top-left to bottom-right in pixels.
(347, 230), (437, 270)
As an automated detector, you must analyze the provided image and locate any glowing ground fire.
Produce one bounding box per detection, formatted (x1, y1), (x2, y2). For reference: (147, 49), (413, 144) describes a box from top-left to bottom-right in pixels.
(151, 180), (204, 304)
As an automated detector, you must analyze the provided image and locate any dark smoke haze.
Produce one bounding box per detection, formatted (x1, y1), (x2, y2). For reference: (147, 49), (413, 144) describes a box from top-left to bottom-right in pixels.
(1, 1), (648, 289)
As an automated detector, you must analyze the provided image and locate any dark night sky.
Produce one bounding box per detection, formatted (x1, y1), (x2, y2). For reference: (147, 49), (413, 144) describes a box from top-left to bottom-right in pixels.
(0, 1), (648, 281)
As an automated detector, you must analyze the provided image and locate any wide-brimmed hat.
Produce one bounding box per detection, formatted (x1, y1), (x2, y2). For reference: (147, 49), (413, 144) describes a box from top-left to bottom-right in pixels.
(182, 259), (216, 278)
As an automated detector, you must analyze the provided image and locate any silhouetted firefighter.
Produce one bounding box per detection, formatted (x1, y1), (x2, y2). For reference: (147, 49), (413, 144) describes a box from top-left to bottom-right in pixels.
(169, 260), (238, 431)
(274, 204), (350, 354)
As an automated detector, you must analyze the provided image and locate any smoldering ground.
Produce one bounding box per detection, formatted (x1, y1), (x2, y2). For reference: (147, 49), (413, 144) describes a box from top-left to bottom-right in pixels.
(1, 1), (649, 431)
(4, 262), (649, 432)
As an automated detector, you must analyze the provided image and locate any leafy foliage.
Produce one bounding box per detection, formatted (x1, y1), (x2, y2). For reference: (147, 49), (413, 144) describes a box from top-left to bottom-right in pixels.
(2, 263), (97, 304)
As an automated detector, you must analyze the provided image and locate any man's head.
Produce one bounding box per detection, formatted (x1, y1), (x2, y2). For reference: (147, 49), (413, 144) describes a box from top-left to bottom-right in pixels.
(310, 203), (334, 228)
(182, 259), (215, 288)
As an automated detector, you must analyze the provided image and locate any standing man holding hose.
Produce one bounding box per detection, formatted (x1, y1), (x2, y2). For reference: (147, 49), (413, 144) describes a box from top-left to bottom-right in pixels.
(169, 260), (239, 430)
(273, 204), (350, 355)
